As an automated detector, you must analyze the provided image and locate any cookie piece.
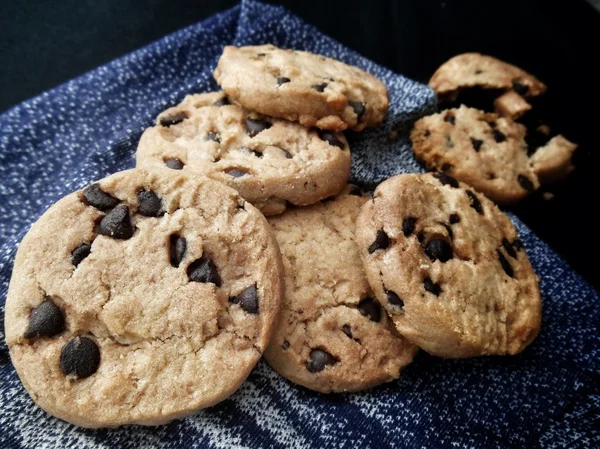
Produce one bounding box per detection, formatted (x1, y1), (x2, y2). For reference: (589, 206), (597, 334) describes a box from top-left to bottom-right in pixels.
(356, 173), (541, 359)
(213, 45), (389, 131)
(5, 169), (283, 427)
(136, 92), (351, 216)
(530, 135), (577, 184)
(411, 105), (540, 204)
(264, 187), (417, 393)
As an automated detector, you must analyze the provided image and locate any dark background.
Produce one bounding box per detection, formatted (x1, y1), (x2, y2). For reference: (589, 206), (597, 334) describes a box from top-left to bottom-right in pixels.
(2, 0), (599, 291)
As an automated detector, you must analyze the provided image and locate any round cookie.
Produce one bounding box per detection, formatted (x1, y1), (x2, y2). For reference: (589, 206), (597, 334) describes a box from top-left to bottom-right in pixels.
(264, 187), (417, 393)
(136, 92), (351, 216)
(213, 45), (389, 132)
(4, 169), (283, 427)
(356, 173), (541, 359)
(411, 105), (539, 204)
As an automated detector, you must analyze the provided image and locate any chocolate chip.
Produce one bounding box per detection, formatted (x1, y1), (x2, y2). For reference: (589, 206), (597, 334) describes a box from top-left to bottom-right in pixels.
(349, 101), (366, 122)
(386, 290), (404, 309)
(475, 69), (483, 74)
(24, 299), (65, 339)
(312, 83), (327, 92)
(137, 189), (162, 217)
(317, 130), (345, 149)
(250, 150), (264, 158)
(441, 163), (453, 172)
(518, 174), (535, 193)
(497, 250), (514, 278)
(502, 238), (517, 259)
(159, 111), (188, 127)
(257, 53), (266, 57)
(368, 230), (390, 254)
(488, 120), (497, 129)
(341, 324), (353, 339)
(433, 172), (459, 188)
(282, 340), (290, 350)
(83, 183), (119, 210)
(71, 243), (91, 267)
(358, 298), (381, 322)
(444, 114), (456, 125)
(424, 277), (441, 296)
(424, 239), (453, 262)
(402, 217), (416, 237)
(229, 285), (259, 314)
(226, 168), (249, 178)
(443, 223), (453, 239)
(246, 118), (272, 137)
(206, 132), (221, 143)
(466, 190), (483, 215)
(60, 336), (100, 378)
(424, 130), (431, 137)
(277, 76), (291, 85)
(213, 96), (230, 106)
(449, 213), (460, 224)
(99, 205), (133, 239)
(492, 129), (506, 143)
(277, 147), (293, 159)
(349, 185), (363, 196)
(417, 233), (425, 243)
(512, 81), (529, 96)
(471, 138), (483, 152)
(306, 349), (337, 373)
(187, 256), (221, 286)
(169, 235), (186, 268)
(165, 158), (184, 170)
(513, 239), (524, 251)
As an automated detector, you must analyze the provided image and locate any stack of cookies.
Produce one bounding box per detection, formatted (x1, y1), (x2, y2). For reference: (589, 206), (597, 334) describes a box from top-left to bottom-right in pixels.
(4, 45), (544, 428)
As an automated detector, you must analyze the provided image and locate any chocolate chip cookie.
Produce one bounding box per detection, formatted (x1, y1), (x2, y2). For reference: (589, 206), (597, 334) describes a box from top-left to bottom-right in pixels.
(411, 105), (540, 204)
(4, 169), (284, 427)
(136, 92), (351, 216)
(356, 173), (541, 359)
(264, 187), (417, 393)
(213, 45), (389, 131)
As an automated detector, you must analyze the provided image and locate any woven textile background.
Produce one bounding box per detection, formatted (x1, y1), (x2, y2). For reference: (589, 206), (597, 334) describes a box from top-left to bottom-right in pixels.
(0, 1), (598, 447)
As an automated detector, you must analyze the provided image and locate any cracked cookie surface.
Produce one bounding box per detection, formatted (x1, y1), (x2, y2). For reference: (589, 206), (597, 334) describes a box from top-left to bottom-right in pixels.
(356, 173), (541, 358)
(5, 169), (283, 427)
(264, 187), (417, 393)
(136, 92), (351, 216)
(213, 45), (389, 131)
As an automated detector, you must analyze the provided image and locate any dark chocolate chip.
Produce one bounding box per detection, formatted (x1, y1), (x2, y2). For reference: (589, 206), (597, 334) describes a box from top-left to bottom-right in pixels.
(277, 147), (293, 159)
(213, 96), (230, 107)
(257, 53), (266, 57)
(513, 239), (524, 251)
(475, 69), (483, 74)
(433, 172), (459, 188)
(349, 185), (363, 196)
(417, 233), (425, 243)
(492, 129), (506, 143)
(341, 324), (353, 339)
(71, 243), (91, 267)
(83, 183), (119, 210)
(282, 340), (290, 350)
(471, 138), (483, 152)
(226, 168), (249, 178)
(424, 239), (453, 263)
(187, 257), (222, 286)
(250, 150), (264, 158)
(386, 290), (404, 309)
(169, 235), (187, 268)
(518, 174), (535, 193)
(441, 163), (453, 172)
(246, 118), (272, 137)
(402, 217), (416, 237)
(277, 76), (291, 85)
(312, 83), (327, 92)
(423, 277), (441, 296)
(512, 81), (529, 96)
(444, 114), (456, 125)
(449, 213), (460, 224)
(424, 130), (431, 137)
(24, 299), (65, 339)
(497, 250), (514, 278)
(160, 111), (188, 127)
(368, 229), (390, 254)
(488, 121), (497, 129)
(60, 336), (100, 378)
(358, 298), (381, 322)
(137, 189), (163, 217)
(317, 130), (345, 149)
(466, 190), (483, 215)
(443, 223), (453, 239)
(165, 158), (184, 170)
(229, 284), (259, 314)
(502, 238), (517, 259)
(99, 205), (133, 239)
(306, 349), (337, 373)
(206, 132), (221, 143)
(349, 101), (366, 122)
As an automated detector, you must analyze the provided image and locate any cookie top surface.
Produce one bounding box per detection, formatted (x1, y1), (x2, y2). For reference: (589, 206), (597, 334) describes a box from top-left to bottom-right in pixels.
(411, 106), (539, 204)
(429, 53), (547, 99)
(5, 169), (284, 427)
(213, 45), (389, 131)
(135, 92), (351, 216)
(356, 173), (541, 359)
(264, 187), (416, 393)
